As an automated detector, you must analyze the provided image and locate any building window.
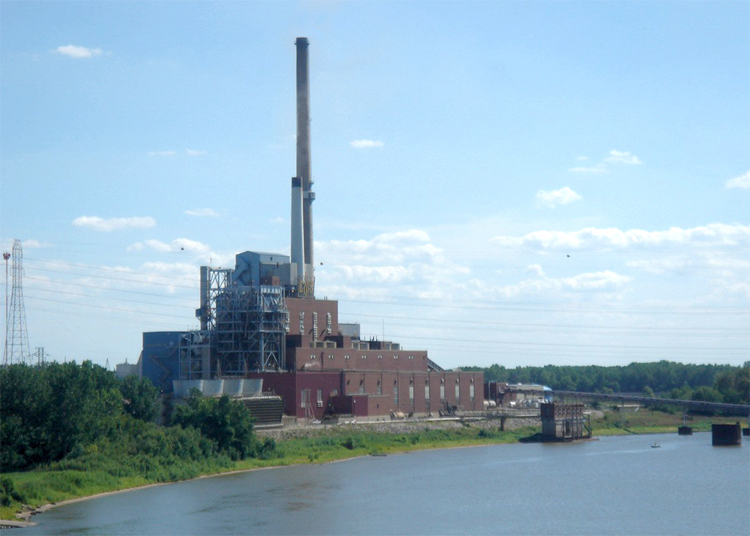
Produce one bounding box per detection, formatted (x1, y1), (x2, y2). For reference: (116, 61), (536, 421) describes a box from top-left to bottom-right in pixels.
(359, 380), (365, 394)
(361, 355), (367, 359)
(310, 354), (316, 360)
(425, 383), (430, 403)
(312, 312), (318, 341)
(332, 389), (338, 396)
(455, 384), (460, 401)
(394, 385), (399, 407)
(299, 312), (305, 333)
(328, 354), (334, 360)
(470, 384), (475, 402)
(393, 355), (398, 360)
(378, 355), (383, 360)
(409, 355), (414, 360)
(409, 385), (414, 405)
(440, 385), (445, 402)
(285, 312), (290, 332)
(377, 381), (382, 396)
(326, 312), (332, 334)
(317, 389), (323, 408)
(301, 389), (309, 409)
(345, 355), (350, 360)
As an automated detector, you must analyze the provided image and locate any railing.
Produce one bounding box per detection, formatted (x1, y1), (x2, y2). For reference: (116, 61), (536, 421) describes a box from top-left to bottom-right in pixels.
(547, 390), (750, 416)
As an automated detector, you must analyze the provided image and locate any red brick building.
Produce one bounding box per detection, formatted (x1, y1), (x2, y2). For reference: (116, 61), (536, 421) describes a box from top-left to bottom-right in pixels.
(248, 296), (483, 421)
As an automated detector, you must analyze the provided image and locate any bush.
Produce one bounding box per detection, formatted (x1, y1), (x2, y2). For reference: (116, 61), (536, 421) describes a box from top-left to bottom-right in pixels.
(0, 478), (24, 507)
(172, 393), (259, 460)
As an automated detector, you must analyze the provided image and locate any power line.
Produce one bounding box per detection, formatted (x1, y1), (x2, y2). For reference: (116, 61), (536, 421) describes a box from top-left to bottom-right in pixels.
(341, 312), (747, 336)
(25, 276), (193, 303)
(25, 265), (199, 290)
(25, 295), (194, 320)
(25, 257), (198, 284)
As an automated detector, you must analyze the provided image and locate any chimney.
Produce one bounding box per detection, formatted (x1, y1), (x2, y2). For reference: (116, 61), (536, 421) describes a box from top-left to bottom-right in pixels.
(295, 37), (314, 279)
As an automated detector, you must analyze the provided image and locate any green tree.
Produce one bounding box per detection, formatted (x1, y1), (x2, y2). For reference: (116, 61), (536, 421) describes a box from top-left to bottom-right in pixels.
(172, 392), (259, 460)
(120, 375), (160, 422)
(0, 361), (122, 470)
(690, 386), (723, 403)
(713, 368), (749, 405)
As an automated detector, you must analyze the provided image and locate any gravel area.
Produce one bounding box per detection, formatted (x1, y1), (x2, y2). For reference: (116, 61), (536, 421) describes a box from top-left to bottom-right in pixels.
(257, 415), (541, 440)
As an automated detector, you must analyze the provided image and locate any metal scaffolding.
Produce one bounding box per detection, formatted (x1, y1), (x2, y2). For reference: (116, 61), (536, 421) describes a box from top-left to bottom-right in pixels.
(4, 240), (31, 365)
(178, 330), (212, 381)
(215, 285), (287, 375)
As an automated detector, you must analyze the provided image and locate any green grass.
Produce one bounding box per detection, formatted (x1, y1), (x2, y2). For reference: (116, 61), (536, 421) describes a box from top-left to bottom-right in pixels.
(591, 408), (745, 436)
(0, 424), (535, 520)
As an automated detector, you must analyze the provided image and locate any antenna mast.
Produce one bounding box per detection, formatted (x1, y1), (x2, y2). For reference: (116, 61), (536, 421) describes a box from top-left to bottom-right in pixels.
(3, 240), (31, 365)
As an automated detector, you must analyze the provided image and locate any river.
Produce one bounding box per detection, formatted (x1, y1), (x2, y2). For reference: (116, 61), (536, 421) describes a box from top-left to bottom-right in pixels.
(22, 433), (749, 535)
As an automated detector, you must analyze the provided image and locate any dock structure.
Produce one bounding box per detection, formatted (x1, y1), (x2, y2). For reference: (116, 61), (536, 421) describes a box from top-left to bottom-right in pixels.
(541, 403), (591, 441)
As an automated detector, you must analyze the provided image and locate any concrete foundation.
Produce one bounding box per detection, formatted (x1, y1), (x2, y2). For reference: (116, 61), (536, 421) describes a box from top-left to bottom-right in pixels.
(712, 423), (742, 446)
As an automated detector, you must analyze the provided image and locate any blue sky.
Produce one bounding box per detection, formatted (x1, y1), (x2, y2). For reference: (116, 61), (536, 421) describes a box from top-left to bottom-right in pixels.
(1, 1), (748, 370)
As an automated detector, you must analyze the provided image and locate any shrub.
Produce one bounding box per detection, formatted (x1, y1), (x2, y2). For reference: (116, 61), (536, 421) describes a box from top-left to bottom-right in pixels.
(0, 478), (24, 507)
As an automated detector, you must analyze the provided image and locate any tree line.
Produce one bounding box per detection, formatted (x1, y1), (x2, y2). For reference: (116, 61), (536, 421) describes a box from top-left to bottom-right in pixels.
(463, 360), (749, 404)
(0, 361), (275, 475)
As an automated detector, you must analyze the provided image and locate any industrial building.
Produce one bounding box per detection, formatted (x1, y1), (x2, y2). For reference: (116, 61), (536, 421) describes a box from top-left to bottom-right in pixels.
(139, 38), (484, 422)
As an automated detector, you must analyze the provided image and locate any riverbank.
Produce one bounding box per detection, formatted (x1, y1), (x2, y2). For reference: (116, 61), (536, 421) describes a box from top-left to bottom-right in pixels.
(2, 419), (530, 525)
(2, 412), (745, 526)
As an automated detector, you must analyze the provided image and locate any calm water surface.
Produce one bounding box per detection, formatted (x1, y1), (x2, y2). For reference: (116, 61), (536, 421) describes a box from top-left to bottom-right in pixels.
(24, 433), (750, 535)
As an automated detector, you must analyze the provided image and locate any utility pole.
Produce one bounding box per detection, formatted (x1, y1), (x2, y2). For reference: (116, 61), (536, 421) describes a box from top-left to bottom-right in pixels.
(33, 347), (47, 366)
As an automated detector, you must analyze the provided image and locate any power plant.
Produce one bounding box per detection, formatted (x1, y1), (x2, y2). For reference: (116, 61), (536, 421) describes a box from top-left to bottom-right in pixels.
(139, 38), (484, 424)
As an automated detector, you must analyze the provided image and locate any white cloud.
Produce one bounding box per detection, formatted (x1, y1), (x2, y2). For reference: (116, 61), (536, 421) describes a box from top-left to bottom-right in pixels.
(317, 229), (470, 301)
(21, 239), (51, 249)
(72, 216), (156, 232)
(127, 238), (211, 255)
(148, 151), (176, 157)
(604, 150), (642, 165)
(186, 149), (207, 156)
(185, 208), (219, 217)
(350, 139), (384, 149)
(568, 165), (607, 173)
(53, 45), (103, 59)
(726, 171), (750, 189)
(491, 271), (632, 299)
(525, 264), (545, 277)
(536, 187), (582, 208)
(569, 150), (641, 173)
(493, 223), (750, 250)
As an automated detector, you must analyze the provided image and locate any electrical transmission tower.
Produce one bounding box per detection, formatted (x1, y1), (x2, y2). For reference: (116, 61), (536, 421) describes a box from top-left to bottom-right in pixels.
(4, 240), (31, 365)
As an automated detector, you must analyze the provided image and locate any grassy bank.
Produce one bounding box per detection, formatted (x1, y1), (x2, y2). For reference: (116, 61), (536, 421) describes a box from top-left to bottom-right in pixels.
(0, 423), (533, 521)
(589, 407), (746, 436)
(2, 411), (746, 522)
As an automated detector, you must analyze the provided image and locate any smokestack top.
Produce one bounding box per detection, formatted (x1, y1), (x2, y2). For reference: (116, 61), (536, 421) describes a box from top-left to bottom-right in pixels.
(295, 37), (309, 46)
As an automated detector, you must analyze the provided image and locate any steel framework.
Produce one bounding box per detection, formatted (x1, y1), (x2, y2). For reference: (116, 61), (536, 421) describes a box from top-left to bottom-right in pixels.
(178, 330), (212, 381)
(215, 285), (287, 375)
(3, 240), (30, 365)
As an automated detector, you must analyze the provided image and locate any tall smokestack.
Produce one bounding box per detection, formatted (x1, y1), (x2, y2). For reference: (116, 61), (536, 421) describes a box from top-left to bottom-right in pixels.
(295, 37), (314, 278)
